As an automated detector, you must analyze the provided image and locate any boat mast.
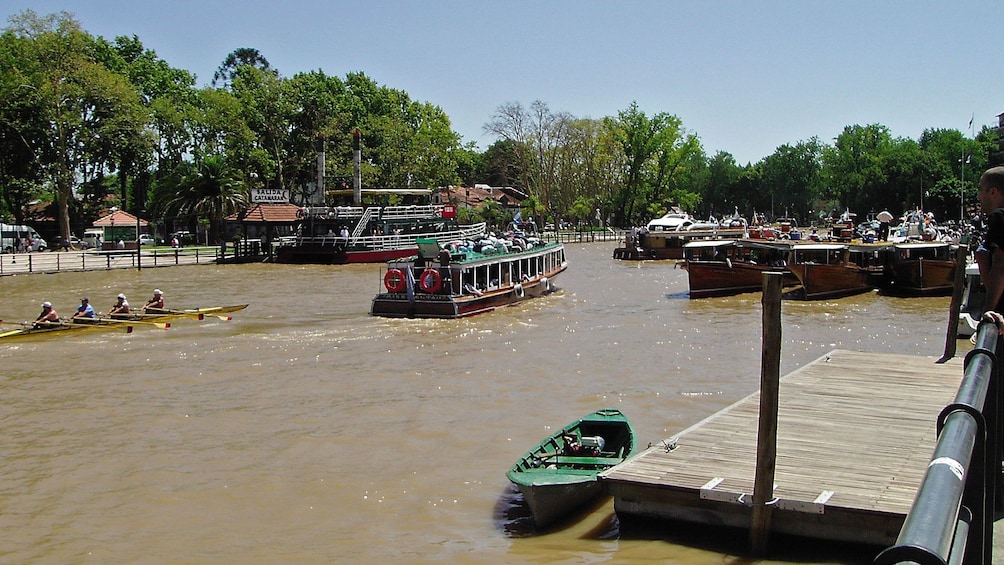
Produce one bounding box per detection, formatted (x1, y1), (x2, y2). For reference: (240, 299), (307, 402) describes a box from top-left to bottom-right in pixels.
(353, 129), (362, 206)
(314, 135), (325, 206)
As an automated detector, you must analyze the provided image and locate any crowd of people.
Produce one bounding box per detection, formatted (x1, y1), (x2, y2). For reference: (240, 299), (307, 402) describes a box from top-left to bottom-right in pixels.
(33, 289), (166, 328)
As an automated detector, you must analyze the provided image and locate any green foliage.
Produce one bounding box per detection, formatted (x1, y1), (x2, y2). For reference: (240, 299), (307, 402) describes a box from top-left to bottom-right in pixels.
(1, 8), (999, 235)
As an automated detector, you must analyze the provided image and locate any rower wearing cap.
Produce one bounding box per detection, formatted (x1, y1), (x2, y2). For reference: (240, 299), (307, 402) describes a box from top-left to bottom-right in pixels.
(108, 293), (130, 317)
(143, 289), (165, 312)
(34, 301), (60, 328)
(72, 297), (96, 322)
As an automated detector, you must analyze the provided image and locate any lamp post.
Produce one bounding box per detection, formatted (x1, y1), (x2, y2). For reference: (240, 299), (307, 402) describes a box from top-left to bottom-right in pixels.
(960, 153), (971, 222)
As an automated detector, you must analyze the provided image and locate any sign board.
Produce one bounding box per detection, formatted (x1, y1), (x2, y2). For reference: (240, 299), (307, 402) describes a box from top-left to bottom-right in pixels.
(251, 188), (290, 203)
(441, 205), (457, 219)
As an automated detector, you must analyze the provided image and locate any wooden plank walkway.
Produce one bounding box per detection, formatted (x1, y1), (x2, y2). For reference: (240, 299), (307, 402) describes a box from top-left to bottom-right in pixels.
(600, 349), (965, 546)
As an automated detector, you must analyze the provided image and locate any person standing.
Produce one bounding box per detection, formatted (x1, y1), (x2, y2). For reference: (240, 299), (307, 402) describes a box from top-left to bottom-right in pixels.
(976, 166), (1004, 312)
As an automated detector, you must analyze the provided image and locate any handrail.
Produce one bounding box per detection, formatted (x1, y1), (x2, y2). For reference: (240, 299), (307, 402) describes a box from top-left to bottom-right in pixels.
(874, 319), (1000, 565)
(350, 207), (375, 240)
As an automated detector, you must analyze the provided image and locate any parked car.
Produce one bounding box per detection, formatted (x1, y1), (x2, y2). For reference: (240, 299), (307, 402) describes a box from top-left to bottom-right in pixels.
(168, 231), (195, 246)
(138, 234), (156, 246)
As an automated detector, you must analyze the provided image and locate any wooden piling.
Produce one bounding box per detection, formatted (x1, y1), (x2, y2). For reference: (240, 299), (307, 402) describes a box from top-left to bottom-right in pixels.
(750, 272), (782, 555)
(939, 245), (969, 363)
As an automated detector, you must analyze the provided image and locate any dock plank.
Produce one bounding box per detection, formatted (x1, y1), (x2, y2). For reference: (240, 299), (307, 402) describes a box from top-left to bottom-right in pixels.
(600, 349), (963, 545)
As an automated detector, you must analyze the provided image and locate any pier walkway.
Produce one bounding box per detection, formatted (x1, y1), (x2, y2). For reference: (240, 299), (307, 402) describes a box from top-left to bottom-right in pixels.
(600, 349), (965, 546)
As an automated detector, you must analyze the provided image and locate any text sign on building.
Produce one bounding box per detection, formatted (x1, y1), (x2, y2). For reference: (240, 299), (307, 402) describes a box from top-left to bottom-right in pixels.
(251, 188), (290, 203)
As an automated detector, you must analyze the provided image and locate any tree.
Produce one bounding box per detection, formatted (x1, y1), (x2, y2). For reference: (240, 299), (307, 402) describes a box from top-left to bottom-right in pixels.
(165, 155), (246, 242)
(758, 139), (823, 222)
(604, 102), (700, 226)
(484, 100), (571, 220)
(3, 10), (148, 242)
(212, 47), (273, 89)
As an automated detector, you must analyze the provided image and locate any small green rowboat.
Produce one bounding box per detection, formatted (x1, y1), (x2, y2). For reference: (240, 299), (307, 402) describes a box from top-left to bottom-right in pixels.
(506, 408), (636, 528)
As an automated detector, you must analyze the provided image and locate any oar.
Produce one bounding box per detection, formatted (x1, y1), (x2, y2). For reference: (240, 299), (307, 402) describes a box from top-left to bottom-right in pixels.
(149, 308), (234, 321)
(95, 316), (170, 329)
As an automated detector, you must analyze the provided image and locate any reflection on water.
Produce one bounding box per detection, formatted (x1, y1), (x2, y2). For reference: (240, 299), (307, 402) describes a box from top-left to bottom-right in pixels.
(0, 245), (958, 563)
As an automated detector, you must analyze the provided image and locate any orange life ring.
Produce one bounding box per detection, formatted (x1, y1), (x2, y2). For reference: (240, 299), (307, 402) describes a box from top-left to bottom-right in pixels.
(419, 268), (442, 293)
(384, 269), (407, 293)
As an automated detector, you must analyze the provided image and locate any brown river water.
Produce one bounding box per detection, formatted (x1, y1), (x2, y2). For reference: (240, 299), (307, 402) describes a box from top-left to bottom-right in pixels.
(0, 243), (961, 564)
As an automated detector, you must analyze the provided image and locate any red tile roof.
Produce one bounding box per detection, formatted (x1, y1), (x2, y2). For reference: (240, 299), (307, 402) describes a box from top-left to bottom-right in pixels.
(227, 203), (302, 223)
(92, 210), (149, 227)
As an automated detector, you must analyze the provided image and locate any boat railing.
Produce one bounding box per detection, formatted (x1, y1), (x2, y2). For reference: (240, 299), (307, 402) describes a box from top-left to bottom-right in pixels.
(293, 223), (487, 250)
(875, 319), (1002, 565)
(350, 207), (376, 240)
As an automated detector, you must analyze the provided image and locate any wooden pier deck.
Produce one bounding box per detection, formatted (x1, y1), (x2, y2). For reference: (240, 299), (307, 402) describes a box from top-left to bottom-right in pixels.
(599, 349), (965, 546)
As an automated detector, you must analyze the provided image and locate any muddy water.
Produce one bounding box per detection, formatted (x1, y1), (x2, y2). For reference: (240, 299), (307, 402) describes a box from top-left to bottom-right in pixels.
(0, 244), (958, 563)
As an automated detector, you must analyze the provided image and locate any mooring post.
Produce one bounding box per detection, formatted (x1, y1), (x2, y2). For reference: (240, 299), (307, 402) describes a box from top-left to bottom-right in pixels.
(750, 271), (782, 555)
(939, 245), (970, 362)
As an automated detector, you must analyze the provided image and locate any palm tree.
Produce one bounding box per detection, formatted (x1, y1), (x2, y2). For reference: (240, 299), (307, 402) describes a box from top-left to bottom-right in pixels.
(167, 155), (247, 243)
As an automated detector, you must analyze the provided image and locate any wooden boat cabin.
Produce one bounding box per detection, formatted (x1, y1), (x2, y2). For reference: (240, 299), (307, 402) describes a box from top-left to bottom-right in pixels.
(682, 239), (797, 298)
(613, 226), (746, 261)
(371, 237), (568, 319)
(787, 243), (891, 299)
(888, 242), (959, 296)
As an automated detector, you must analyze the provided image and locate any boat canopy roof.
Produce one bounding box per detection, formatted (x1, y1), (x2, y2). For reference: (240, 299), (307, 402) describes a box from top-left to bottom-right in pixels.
(327, 188), (433, 196)
(791, 243), (847, 251)
(736, 239), (794, 250)
(893, 242), (952, 249)
(682, 239), (736, 249)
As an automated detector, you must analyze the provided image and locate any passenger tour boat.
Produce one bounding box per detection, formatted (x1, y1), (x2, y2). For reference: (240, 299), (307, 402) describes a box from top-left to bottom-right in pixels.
(275, 189), (486, 264)
(370, 236), (567, 319)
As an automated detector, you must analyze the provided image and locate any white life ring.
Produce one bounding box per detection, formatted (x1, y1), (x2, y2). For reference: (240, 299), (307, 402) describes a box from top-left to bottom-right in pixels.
(541, 277), (550, 292)
(513, 283), (524, 298)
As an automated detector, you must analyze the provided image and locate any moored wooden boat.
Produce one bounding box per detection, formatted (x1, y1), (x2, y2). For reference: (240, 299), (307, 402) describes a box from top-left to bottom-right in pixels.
(788, 243), (891, 299)
(614, 226), (747, 261)
(506, 408), (636, 528)
(370, 237), (567, 319)
(682, 239), (798, 298)
(887, 242), (958, 296)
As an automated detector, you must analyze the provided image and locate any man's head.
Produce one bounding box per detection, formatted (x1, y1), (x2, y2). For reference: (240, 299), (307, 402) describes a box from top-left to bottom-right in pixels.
(978, 166), (1004, 213)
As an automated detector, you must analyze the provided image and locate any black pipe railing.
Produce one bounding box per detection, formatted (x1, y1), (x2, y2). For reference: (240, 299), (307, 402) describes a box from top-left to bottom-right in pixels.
(875, 320), (1001, 565)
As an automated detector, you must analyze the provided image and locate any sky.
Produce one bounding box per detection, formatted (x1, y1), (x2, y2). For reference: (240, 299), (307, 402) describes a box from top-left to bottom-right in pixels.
(5, 1), (1002, 165)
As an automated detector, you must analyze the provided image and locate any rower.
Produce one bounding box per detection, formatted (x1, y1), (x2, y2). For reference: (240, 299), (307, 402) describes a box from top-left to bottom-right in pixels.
(34, 301), (60, 328)
(108, 293), (130, 317)
(143, 289), (165, 312)
(71, 297), (96, 323)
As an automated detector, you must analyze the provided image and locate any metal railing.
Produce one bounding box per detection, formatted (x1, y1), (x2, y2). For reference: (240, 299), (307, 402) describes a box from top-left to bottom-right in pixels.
(540, 229), (625, 244)
(875, 320), (1002, 565)
(0, 247), (218, 275)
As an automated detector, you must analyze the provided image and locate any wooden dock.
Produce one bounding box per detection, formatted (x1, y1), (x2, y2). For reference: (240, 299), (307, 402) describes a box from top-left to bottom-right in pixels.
(599, 349), (965, 546)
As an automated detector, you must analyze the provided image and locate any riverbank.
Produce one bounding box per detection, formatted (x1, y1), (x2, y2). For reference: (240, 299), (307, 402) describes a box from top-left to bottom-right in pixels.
(0, 246), (221, 276)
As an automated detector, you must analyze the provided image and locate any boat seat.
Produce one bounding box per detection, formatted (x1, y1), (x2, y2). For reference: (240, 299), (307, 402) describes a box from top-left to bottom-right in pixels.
(553, 456), (623, 466)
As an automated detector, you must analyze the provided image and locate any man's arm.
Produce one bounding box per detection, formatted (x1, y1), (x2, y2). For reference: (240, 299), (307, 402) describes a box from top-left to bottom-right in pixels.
(985, 247), (1004, 312)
